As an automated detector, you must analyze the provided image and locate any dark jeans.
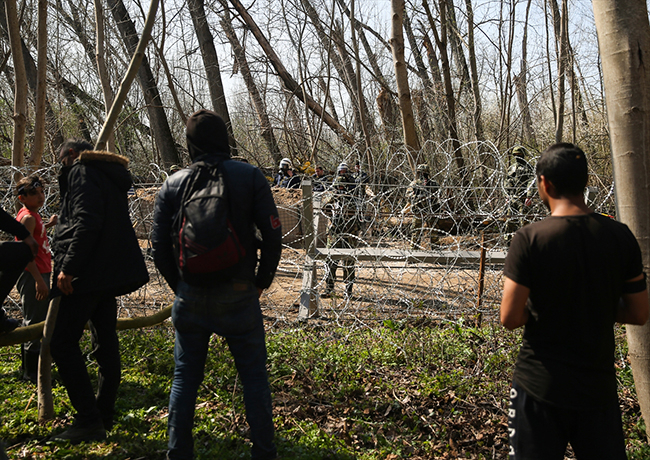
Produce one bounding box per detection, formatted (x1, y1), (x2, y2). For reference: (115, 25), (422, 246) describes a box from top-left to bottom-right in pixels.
(167, 280), (276, 460)
(0, 241), (32, 318)
(508, 380), (626, 459)
(17, 271), (51, 352)
(50, 291), (120, 426)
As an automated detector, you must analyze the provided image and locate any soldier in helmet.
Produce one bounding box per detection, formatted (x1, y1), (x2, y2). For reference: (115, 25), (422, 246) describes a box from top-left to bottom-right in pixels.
(407, 163), (441, 249)
(323, 164), (358, 297)
(505, 146), (534, 238)
(274, 157), (300, 188)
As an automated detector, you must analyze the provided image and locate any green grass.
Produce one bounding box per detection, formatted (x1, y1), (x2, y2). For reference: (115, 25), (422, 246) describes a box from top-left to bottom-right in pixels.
(0, 321), (647, 459)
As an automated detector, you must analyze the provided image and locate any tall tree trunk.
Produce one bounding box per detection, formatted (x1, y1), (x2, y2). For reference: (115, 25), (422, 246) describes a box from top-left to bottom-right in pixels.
(593, 0), (650, 440)
(0, 0), (64, 154)
(443, 0), (471, 95)
(5, 0), (26, 170)
(464, 0), (484, 143)
(28, 0), (47, 166)
(219, 5), (281, 164)
(421, 31), (447, 140)
(227, 0), (354, 145)
(187, 0), (237, 153)
(554, 0), (568, 143)
(423, 0), (464, 170)
(94, 0), (115, 152)
(514, 0), (536, 146)
(107, 0), (179, 168)
(390, 0), (420, 169)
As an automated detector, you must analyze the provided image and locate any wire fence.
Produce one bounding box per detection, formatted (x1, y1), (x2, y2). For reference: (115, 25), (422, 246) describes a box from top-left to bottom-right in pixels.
(0, 141), (616, 329)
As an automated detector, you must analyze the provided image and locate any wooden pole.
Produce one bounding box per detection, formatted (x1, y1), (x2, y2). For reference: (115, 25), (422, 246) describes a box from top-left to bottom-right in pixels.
(95, 0), (159, 150)
(475, 232), (486, 327)
(37, 297), (60, 421)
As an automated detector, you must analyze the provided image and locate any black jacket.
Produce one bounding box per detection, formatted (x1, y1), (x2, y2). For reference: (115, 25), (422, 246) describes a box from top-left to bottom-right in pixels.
(52, 151), (149, 296)
(152, 152), (282, 292)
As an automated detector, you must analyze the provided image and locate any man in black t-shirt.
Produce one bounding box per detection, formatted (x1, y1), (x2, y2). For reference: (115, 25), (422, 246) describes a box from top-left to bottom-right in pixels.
(501, 143), (649, 460)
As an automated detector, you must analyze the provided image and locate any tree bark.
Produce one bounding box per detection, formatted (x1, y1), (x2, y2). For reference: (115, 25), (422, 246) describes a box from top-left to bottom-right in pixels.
(554, 0), (568, 143)
(391, 0), (420, 169)
(219, 4), (281, 164)
(464, 0), (484, 143)
(187, 0), (237, 153)
(423, 0), (464, 170)
(28, 0), (47, 166)
(94, 0), (116, 152)
(514, 0), (536, 146)
(593, 0), (650, 440)
(107, 0), (179, 168)
(5, 0), (26, 170)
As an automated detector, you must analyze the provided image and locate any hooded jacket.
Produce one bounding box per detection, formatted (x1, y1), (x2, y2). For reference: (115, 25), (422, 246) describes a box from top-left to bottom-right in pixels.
(52, 151), (149, 296)
(151, 110), (282, 292)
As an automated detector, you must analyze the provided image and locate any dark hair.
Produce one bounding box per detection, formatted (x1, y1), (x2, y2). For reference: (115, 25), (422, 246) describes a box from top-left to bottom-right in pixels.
(59, 139), (93, 156)
(536, 143), (588, 196)
(16, 175), (44, 196)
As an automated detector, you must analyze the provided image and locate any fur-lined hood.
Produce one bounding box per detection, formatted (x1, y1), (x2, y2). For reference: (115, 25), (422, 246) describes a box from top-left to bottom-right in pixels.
(78, 150), (129, 167)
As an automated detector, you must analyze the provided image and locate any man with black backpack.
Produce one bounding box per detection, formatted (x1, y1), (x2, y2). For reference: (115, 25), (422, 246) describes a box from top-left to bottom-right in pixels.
(152, 109), (282, 460)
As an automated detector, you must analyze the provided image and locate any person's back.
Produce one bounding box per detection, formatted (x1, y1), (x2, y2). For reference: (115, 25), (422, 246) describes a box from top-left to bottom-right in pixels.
(501, 142), (648, 460)
(152, 109), (282, 460)
(506, 213), (641, 407)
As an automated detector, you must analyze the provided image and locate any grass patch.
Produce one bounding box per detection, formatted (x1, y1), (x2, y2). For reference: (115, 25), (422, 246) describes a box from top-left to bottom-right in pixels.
(0, 321), (646, 459)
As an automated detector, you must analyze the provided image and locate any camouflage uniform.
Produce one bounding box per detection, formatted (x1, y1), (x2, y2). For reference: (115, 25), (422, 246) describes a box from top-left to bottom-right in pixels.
(407, 165), (440, 249)
(505, 148), (534, 237)
(324, 173), (358, 297)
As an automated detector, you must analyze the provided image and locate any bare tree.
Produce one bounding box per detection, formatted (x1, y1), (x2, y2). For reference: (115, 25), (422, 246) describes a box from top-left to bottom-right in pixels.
(227, 0), (355, 145)
(95, 0), (116, 151)
(187, 0), (237, 152)
(106, 0), (179, 168)
(391, 0), (420, 168)
(593, 0), (650, 440)
(5, 0), (26, 169)
(219, 2), (281, 164)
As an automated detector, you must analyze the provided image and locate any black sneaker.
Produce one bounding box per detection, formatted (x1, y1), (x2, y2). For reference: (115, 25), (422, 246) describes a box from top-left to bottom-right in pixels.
(0, 317), (20, 334)
(50, 420), (106, 444)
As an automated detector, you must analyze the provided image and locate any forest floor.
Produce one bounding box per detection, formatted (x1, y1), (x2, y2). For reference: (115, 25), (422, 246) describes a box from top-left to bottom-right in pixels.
(0, 319), (648, 459)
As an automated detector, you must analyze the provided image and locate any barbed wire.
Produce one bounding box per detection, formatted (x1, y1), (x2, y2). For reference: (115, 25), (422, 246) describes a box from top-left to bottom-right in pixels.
(0, 141), (616, 328)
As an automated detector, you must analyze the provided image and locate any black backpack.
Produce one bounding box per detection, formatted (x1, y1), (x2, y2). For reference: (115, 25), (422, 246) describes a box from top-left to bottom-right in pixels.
(172, 160), (245, 285)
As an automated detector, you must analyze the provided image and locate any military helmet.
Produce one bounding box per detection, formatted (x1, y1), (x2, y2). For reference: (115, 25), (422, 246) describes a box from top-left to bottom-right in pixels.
(337, 162), (349, 174)
(512, 146), (526, 157)
(416, 164), (430, 174)
(279, 158), (292, 169)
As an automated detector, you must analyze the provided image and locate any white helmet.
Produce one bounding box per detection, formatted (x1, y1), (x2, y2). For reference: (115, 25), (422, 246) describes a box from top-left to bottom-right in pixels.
(337, 162), (348, 174)
(279, 158), (292, 169)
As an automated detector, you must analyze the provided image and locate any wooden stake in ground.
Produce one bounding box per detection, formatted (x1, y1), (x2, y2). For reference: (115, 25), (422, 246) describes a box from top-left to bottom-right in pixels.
(37, 297), (60, 421)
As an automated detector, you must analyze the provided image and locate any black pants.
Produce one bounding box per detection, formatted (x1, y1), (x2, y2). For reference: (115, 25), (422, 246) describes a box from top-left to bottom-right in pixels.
(0, 241), (32, 319)
(50, 290), (120, 426)
(508, 380), (626, 460)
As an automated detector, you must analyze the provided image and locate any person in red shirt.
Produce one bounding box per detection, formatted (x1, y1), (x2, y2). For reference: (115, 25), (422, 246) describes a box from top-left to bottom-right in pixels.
(15, 175), (56, 382)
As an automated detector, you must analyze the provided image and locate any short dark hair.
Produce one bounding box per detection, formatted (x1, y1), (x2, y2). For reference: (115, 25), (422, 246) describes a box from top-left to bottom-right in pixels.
(59, 139), (93, 156)
(536, 143), (588, 196)
(16, 175), (44, 196)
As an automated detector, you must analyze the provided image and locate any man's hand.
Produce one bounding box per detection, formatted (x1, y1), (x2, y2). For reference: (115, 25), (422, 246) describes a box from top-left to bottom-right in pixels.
(23, 235), (38, 258)
(57, 272), (74, 296)
(35, 276), (49, 301)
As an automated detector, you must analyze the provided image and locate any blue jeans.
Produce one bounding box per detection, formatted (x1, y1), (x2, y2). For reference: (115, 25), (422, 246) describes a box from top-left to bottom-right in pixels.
(167, 280), (276, 460)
